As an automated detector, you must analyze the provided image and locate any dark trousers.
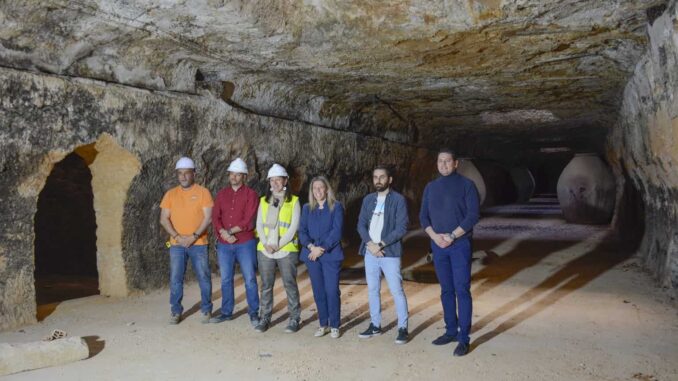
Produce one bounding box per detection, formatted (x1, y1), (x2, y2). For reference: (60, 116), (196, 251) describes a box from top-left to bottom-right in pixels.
(305, 259), (342, 328)
(257, 251), (301, 323)
(432, 238), (472, 344)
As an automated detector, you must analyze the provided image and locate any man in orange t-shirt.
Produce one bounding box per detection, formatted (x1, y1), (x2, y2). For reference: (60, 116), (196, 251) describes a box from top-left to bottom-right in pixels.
(160, 157), (214, 325)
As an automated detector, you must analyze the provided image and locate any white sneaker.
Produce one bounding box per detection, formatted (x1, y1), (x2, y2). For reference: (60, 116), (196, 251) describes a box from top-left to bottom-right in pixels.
(330, 328), (341, 339)
(314, 326), (330, 337)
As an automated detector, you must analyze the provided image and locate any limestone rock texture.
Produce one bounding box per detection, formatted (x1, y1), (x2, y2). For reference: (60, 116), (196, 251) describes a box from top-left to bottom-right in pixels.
(0, 0), (664, 154)
(608, 2), (678, 290)
(0, 0), (674, 331)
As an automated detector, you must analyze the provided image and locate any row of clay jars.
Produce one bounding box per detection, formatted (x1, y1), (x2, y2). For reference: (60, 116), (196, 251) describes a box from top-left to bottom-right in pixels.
(458, 154), (615, 225)
(457, 160), (535, 208)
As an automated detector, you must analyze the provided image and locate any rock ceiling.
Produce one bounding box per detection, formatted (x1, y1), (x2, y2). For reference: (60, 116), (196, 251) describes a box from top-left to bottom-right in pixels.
(0, 0), (668, 153)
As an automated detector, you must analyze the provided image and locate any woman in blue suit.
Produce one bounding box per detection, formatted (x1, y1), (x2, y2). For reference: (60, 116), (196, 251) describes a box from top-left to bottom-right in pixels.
(299, 176), (344, 339)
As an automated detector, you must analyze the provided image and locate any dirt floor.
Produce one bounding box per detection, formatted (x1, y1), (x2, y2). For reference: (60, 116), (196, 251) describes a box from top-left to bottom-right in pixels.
(2, 197), (677, 380)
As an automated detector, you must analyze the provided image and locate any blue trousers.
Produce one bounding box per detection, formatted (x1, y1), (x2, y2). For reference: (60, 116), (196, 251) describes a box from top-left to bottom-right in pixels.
(305, 259), (342, 328)
(216, 240), (259, 319)
(432, 238), (472, 344)
(169, 244), (213, 315)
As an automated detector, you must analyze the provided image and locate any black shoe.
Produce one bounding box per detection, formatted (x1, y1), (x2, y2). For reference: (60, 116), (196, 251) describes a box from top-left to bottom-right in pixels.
(209, 313), (233, 324)
(358, 323), (382, 338)
(395, 328), (408, 345)
(284, 320), (300, 333)
(453, 342), (470, 357)
(254, 320), (269, 333)
(432, 334), (458, 345)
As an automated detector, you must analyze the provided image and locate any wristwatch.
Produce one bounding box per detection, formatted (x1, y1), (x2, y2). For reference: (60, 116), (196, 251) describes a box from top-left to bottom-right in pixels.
(192, 232), (200, 239)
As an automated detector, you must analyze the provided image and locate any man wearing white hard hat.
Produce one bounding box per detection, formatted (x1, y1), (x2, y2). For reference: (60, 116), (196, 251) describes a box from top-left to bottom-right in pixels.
(254, 163), (302, 333)
(210, 158), (261, 327)
(160, 157), (214, 325)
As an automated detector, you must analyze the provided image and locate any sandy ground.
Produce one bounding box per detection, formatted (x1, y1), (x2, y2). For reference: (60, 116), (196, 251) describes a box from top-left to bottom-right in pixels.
(2, 199), (677, 381)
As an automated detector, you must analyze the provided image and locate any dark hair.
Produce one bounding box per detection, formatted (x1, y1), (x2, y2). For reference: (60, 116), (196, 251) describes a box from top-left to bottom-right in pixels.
(438, 148), (457, 161)
(373, 165), (393, 178)
(265, 181), (292, 205)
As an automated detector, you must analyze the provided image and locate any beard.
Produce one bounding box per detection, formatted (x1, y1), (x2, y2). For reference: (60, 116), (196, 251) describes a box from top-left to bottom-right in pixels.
(374, 183), (388, 192)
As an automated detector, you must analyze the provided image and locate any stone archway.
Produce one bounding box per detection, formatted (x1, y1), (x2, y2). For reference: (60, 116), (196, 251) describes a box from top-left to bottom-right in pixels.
(32, 133), (140, 320)
(88, 133), (141, 297)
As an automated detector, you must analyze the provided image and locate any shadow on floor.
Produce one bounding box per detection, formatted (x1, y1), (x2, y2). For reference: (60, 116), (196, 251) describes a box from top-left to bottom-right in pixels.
(82, 335), (106, 358)
(471, 234), (630, 351)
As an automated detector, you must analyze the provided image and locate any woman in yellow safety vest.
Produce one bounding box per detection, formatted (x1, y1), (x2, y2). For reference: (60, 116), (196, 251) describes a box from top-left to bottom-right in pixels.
(254, 163), (302, 333)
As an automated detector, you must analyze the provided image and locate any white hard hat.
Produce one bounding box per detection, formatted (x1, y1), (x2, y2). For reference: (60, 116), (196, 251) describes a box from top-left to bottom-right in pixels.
(175, 157), (195, 170)
(227, 158), (248, 174)
(267, 163), (289, 179)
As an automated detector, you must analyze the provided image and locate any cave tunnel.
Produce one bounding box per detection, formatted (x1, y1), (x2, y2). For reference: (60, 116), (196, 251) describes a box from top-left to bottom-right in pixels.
(0, 0), (676, 379)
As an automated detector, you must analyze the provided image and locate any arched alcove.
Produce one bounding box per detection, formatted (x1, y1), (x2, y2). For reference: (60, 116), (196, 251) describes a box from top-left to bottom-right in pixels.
(34, 149), (99, 319)
(33, 134), (141, 320)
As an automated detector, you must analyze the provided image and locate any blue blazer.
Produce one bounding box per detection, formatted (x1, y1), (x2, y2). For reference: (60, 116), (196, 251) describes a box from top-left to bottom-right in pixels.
(298, 201), (344, 262)
(357, 190), (409, 257)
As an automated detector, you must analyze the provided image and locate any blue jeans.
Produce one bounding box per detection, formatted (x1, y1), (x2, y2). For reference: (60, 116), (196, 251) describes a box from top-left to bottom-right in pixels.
(305, 259), (342, 328)
(432, 238), (472, 344)
(364, 254), (409, 329)
(216, 240), (259, 319)
(169, 244), (213, 315)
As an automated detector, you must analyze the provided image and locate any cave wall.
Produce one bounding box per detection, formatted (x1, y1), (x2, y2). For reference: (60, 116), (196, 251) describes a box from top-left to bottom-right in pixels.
(608, 2), (678, 291)
(0, 66), (434, 330)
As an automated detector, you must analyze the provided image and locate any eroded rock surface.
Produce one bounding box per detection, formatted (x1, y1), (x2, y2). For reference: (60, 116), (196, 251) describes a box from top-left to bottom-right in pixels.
(0, 0), (665, 153)
(608, 3), (678, 290)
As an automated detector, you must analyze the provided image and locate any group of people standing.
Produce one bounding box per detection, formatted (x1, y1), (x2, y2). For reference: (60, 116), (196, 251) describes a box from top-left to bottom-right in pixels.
(159, 148), (479, 356)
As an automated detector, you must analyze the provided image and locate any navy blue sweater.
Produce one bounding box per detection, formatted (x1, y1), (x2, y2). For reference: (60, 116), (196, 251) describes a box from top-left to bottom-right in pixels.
(419, 173), (480, 239)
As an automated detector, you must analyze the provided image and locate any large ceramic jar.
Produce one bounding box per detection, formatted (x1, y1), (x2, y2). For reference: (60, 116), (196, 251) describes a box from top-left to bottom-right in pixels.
(457, 158), (487, 206)
(556, 153), (616, 224)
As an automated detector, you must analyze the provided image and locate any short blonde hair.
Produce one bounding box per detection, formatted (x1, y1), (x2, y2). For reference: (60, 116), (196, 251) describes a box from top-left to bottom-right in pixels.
(308, 176), (336, 211)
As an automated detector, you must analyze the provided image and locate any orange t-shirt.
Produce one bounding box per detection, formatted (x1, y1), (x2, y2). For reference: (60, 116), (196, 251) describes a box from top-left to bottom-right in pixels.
(160, 184), (214, 245)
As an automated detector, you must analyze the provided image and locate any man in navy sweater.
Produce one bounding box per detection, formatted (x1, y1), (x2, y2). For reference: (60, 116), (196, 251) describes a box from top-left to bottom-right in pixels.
(420, 148), (480, 356)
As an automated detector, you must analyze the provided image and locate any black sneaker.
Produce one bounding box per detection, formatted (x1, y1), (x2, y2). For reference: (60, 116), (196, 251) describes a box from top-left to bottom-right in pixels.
(284, 320), (300, 333)
(395, 328), (408, 345)
(432, 334), (458, 345)
(209, 313), (233, 324)
(358, 323), (382, 338)
(453, 342), (470, 357)
(254, 320), (269, 333)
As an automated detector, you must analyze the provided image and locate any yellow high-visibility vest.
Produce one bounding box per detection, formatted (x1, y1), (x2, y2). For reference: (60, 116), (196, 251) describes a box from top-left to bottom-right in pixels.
(256, 195), (299, 253)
